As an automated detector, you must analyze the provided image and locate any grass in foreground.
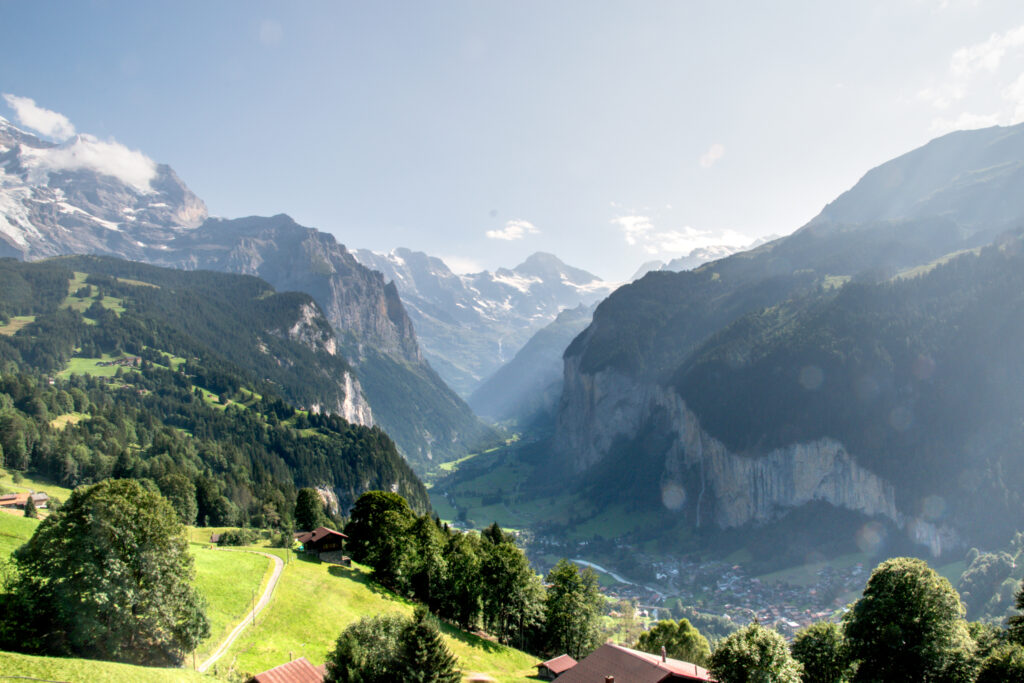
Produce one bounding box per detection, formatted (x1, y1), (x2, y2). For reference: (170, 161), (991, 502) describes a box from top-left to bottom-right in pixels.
(192, 546), (274, 662)
(0, 650), (218, 682)
(222, 551), (538, 682)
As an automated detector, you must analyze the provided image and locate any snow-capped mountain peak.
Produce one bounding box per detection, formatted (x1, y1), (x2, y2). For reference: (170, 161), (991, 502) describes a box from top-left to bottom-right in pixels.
(0, 118), (207, 258)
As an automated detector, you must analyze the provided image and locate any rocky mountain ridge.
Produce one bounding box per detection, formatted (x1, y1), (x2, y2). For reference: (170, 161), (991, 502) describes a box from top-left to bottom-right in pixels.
(353, 247), (618, 397)
(551, 121), (1024, 555)
(0, 117), (492, 469)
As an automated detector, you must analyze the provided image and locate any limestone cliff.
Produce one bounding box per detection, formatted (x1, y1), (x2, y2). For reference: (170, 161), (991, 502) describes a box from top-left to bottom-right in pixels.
(555, 356), (958, 553)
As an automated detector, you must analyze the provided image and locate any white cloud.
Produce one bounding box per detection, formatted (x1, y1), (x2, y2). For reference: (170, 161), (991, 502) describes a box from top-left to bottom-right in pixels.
(441, 255), (483, 274)
(485, 218), (539, 241)
(20, 134), (158, 193)
(2, 94), (76, 141)
(612, 215), (654, 246)
(699, 143), (725, 168)
(613, 214), (748, 256)
(949, 26), (1024, 78)
(920, 24), (1024, 132)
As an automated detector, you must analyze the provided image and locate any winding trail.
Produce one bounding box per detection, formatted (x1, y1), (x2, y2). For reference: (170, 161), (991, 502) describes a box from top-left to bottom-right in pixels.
(197, 550), (284, 673)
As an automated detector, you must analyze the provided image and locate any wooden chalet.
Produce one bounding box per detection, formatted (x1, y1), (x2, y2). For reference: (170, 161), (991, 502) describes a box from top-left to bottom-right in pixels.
(248, 656), (324, 683)
(0, 492), (48, 510)
(555, 643), (714, 683)
(294, 526), (348, 555)
(536, 653), (578, 679)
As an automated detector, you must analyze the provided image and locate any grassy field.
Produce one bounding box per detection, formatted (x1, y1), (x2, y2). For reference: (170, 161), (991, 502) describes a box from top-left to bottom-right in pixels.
(58, 354), (128, 378)
(192, 546), (275, 663)
(50, 411), (88, 429)
(220, 549), (538, 682)
(0, 314), (36, 336)
(0, 651), (218, 682)
(0, 469), (75, 502)
(0, 510), (39, 557)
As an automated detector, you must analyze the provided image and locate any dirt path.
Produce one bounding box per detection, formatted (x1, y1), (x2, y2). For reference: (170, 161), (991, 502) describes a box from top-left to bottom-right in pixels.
(197, 550), (284, 673)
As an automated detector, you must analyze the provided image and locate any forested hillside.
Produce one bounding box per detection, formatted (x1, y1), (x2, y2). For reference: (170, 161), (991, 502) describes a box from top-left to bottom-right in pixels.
(0, 256), (430, 523)
(674, 236), (1024, 546)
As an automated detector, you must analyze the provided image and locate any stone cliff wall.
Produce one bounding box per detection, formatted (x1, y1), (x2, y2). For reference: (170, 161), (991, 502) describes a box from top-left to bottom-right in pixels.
(555, 355), (958, 551)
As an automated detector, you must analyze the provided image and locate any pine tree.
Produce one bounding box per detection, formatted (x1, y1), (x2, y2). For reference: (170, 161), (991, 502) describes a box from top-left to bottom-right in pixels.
(22, 495), (37, 519)
(395, 606), (460, 683)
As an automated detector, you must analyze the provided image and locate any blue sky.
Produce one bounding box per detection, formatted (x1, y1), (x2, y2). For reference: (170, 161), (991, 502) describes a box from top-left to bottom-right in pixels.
(2, 1), (1024, 279)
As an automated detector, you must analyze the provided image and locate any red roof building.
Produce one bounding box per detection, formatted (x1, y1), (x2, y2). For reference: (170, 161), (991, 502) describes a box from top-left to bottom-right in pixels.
(536, 653), (578, 679)
(294, 526), (348, 554)
(249, 656), (325, 683)
(555, 643), (715, 683)
(0, 492), (48, 510)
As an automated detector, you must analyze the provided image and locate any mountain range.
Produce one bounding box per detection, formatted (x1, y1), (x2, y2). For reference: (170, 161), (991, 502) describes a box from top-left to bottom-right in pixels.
(0, 116), (493, 470)
(547, 121), (1024, 559)
(352, 247), (618, 398)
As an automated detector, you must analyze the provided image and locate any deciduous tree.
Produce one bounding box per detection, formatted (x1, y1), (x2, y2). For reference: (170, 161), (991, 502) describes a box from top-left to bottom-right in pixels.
(635, 618), (711, 667)
(709, 622), (802, 683)
(545, 559), (604, 660)
(790, 621), (849, 683)
(0, 479), (209, 665)
(843, 557), (975, 683)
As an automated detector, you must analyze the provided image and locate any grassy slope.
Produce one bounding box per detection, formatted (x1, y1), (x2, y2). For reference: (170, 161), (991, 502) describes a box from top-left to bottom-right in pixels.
(191, 545), (274, 663)
(0, 651), (213, 682)
(0, 514), (260, 682)
(224, 548), (538, 682)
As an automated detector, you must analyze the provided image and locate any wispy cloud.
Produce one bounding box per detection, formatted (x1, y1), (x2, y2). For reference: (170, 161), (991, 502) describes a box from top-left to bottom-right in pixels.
(699, 143), (725, 168)
(612, 215), (654, 246)
(21, 135), (158, 193)
(919, 24), (1024, 133)
(485, 218), (539, 241)
(2, 93), (158, 192)
(613, 214), (748, 256)
(440, 255), (482, 274)
(3, 94), (76, 141)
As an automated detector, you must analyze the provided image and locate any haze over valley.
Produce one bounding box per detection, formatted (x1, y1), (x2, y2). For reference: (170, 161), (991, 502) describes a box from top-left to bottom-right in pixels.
(5, 2), (1024, 681)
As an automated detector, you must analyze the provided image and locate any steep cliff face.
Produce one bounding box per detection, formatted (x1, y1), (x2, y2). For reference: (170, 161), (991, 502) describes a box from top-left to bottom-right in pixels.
(279, 300), (374, 427)
(165, 215), (422, 364)
(354, 247), (617, 396)
(556, 357), (957, 553)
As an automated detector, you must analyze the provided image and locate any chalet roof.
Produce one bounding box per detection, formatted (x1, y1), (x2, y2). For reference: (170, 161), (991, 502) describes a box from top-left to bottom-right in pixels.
(309, 526), (347, 541)
(555, 643), (715, 683)
(250, 656), (325, 683)
(295, 526), (347, 545)
(537, 654), (578, 675)
(0, 492), (47, 507)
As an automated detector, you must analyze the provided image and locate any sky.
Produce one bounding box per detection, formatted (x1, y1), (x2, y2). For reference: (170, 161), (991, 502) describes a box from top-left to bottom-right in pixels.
(2, 1), (1024, 281)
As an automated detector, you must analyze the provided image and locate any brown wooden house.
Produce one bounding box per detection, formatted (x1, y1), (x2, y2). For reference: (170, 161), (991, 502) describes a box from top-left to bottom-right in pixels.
(294, 526), (348, 555)
(536, 654), (578, 679)
(555, 643), (714, 683)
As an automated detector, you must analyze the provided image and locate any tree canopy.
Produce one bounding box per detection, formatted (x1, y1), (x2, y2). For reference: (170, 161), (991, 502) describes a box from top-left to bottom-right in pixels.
(324, 607), (459, 683)
(790, 621), (849, 683)
(843, 557), (975, 683)
(635, 618), (711, 667)
(544, 559), (604, 660)
(709, 622), (802, 683)
(0, 479), (209, 665)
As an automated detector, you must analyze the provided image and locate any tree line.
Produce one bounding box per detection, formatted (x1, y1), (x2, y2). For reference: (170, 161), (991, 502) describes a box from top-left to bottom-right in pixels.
(341, 490), (604, 661)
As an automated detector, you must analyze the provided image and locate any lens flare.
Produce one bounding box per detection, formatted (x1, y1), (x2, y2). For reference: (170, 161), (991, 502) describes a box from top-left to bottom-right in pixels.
(855, 521), (886, 554)
(661, 482), (687, 511)
(799, 365), (824, 390)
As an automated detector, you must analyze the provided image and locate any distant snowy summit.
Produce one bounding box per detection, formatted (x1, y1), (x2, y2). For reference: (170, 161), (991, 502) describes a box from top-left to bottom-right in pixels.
(0, 117), (206, 259)
(353, 247), (619, 396)
(630, 237), (781, 280)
